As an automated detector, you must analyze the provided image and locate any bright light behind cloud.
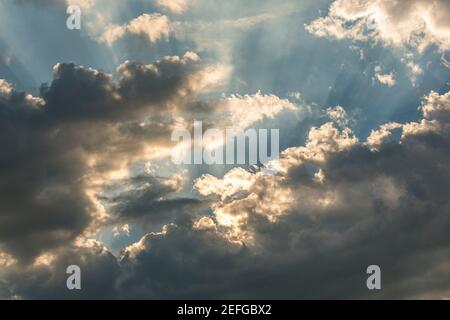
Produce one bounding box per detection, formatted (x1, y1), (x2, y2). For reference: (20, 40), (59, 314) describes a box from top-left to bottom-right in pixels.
(0, 0), (449, 300)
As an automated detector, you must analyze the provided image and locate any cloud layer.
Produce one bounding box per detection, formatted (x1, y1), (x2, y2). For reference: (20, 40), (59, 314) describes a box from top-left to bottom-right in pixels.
(2, 61), (450, 297)
(1, 0), (450, 300)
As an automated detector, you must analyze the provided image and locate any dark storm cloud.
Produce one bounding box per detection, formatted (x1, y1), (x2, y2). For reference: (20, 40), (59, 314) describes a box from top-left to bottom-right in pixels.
(0, 81), (90, 263)
(42, 55), (204, 122)
(1, 242), (121, 299)
(0, 53), (212, 264)
(41, 63), (121, 122)
(117, 56), (201, 108)
(4, 90), (450, 299)
(118, 223), (250, 299)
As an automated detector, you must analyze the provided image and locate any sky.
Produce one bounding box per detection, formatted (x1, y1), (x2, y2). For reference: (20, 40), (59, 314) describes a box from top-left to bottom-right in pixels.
(0, 0), (449, 299)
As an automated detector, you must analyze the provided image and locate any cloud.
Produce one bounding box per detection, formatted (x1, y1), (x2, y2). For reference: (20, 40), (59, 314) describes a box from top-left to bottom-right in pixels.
(3, 1), (450, 299)
(0, 53), (227, 264)
(101, 173), (205, 228)
(374, 66), (396, 87)
(114, 89), (450, 299)
(218, 91), (298, 128)
(100, 14), (172, 46)
(366, 122), (402, 150)
(0, 78), (91, 263)
(327, 105), (349, 127)
(4, 89), (450, 299)
(1, 239), (120, 299)
(306, 0), (450, 53)
(156, 0), (192, 14)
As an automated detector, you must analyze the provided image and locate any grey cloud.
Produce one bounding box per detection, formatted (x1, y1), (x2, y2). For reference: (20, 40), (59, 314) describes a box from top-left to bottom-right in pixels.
(101, 174), (205, 228)
(42, 55), (204, 123)
(118, 223), (250, 299)
(6, 90), (450, 299)
(113, 90), (450, 299)
(117, 56), (200, 109)
(1, 242), (120, 299)
(0, 84), (90, 263)
(0, 54), (211, 264)
(2, 0), (449, 300)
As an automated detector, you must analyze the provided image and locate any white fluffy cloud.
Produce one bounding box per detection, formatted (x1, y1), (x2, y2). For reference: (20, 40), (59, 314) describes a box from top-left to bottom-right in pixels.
(215, 91), (299, 129)
(374, 65), (396, 87)
(100, 13), (172, 46)
(306, 0), (450, 52)
(327, 105), (349, 127)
